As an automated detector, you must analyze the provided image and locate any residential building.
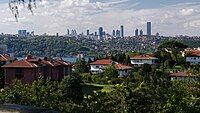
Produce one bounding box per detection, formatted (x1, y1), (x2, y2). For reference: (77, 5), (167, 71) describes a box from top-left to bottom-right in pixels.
(90, 59), (132, 76)
(186, 49), (200, 65)
(130, 54), (157, 66)
(0, 54), (15, 86)
(169, 71), (199, 82)
(2, 56), (72, 85)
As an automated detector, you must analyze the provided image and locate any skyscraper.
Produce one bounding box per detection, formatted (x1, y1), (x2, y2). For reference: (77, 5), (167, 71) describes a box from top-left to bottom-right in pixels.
(120, 25), (124, 37)
(18, 30), (27, 37)
(87, 29), (90, 35)
(147, 22), (152, 36)
(140, 29), (143, 36)
(135, 29), (139, 36)
(67, 29), (70, 35)
(116, 30), (120, 37)
(99, 27), (103, 39)
(112, 30), (115, 36)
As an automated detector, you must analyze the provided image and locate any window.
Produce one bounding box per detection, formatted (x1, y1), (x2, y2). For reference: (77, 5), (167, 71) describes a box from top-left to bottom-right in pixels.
(15, 69), (24, 79)
(96, 66), (99, 68)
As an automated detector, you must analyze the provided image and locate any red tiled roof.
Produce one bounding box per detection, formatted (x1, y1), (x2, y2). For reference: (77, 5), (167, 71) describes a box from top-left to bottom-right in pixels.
(2, 60), (38, 68)
(114, 63), (132, 70)
(41, 60), (54, 66)
(54, 58), (72, 66)
(169, 72), (196, 77)
(90, 59), (113, 65)
(0, 54), (12, 61)
(190, 50), (200, 57)
(131, 54), (157, 60)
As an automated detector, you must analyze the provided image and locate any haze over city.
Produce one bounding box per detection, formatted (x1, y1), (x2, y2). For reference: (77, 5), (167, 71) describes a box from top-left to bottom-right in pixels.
(0, 0), (200, 36)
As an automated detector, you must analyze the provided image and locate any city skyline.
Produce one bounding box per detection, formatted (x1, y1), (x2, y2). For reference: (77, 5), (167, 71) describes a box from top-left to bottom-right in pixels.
(0, 0), (200, 36)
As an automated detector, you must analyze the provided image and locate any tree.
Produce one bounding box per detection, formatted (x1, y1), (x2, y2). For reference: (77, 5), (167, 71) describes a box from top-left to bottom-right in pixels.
(74, 58), (89, 73)
(104, 65), (119, 78)
(9, 0), (38, 22)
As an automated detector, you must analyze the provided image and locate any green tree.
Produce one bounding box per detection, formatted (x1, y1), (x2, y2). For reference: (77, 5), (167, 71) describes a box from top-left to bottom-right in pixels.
(74, 58), (89, 73)
(104, 65), (119, 78)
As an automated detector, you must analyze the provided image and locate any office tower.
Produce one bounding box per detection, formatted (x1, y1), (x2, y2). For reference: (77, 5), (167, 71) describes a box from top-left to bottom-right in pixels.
(116, 30), (120, 37)
(87, 29), (90, 35)
(112, 30), (115, 36)
(31, 31), (34, 36)
(156, 32), (159, 37)
(135, 29), (139, 36)
(147, 22), (152, 36)
(120, 25), (124, 37)
(140, 29), (143, 36)
(99, 27), (103, 38)
(18, 30), (27, 36)
(67, 29), (70, 35)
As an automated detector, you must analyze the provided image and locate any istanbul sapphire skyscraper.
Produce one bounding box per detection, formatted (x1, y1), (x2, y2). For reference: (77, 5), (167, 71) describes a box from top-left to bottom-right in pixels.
(147, 22), (152, 36)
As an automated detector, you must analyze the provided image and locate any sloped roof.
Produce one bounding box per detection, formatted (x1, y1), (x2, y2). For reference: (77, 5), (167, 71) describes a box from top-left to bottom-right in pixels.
(114, 63), (132, 70)
(0, 54), (12, 61)
(90, 59), (113, 65)
(190, 50), (200, 57)
(2, 60), (38, 68)
(131, 54), (157, 60)
(54, 58), (72, 66)
(169, 71), (196, 77)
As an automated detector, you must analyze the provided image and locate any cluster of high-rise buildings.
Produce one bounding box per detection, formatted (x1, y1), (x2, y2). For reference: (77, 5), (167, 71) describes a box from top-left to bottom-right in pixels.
(81, 22), (154, 40)
(16, 21), (154, 39)
(18, 30), (34, 37)
(135, 22), (152, 37)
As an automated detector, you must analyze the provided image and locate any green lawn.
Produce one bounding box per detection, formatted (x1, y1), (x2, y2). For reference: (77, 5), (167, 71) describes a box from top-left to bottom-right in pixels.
(83, 83), (115, 95)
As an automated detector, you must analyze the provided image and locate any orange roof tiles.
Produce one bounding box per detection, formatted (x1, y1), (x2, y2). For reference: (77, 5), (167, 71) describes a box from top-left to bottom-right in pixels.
(114, 63), (132, 70)
(169, 72), (197, 77)
(131, 54), (157, 60)
(90, 59), (113, 65)
(190, 50), (200, 57)
(0, 54), (12, 62)
(54, 58), (72, 66)
(2, 60), (38, 68)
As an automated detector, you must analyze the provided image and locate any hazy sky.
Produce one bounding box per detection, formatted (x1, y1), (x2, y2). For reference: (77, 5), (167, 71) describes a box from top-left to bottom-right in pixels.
(0, 0), (200, 36)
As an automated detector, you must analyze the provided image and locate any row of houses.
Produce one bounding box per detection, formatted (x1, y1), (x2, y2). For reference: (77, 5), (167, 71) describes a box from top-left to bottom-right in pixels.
(0, 55), (72, 85)
(0, 48), (199, 85)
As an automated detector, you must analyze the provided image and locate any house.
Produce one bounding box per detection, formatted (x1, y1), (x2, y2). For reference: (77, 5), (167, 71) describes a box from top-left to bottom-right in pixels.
(0, 54), (15, 87)
(2, 56), (73, 85)
(2, 60), (38, 84)
(169, 71), (199, 82)
(130, 54), (158, 66)
(90, 59), (132, 76)
(90, 59), (113, 73)
(186, 50), (200, 65)
(114, 63), (132, 77)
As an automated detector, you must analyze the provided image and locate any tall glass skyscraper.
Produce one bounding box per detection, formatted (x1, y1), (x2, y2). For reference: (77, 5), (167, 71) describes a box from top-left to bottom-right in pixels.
(147, 22), (152, 36)
(99, 27), (103, 39)
(135, 29), (139, 36)
(120, 25), (124, 37)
